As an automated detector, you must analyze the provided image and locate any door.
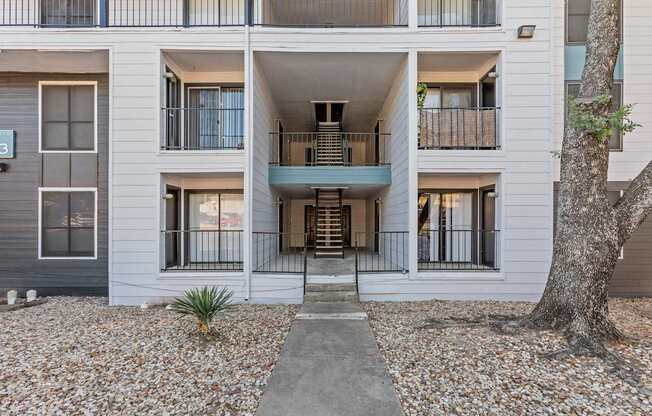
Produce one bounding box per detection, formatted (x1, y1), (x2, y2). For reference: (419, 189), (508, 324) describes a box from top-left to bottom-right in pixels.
(165, 187), (180, 267)
(187, 87), (221, 150)
(188, 192), (221, 264)
(342, 205), (352, 247)
(304, 206), (316, 248)
(481, 189), (496, 268)
(165, 68), (181, 149)
(221, 87), (245, 148)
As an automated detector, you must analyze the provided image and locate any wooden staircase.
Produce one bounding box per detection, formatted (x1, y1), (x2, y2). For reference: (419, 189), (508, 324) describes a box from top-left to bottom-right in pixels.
(316, 122), (344, 166)
(315, 188), (344, 258)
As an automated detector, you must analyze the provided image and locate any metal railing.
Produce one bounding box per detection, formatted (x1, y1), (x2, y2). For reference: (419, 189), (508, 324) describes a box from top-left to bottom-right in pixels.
(418, 107), (500, 150)
(418, 229), (500, 271)
(1, 0), (98, 27)
(252, 232), (307, 274)
(252, 0), (408, 27)
(354, 231), (409, 273)
(0, 0), (246, 27)
(161, 107), (244, 151)
(418, 0), (500, 27)
(108, 0), (245, 27)
(269, 132), (391, 166)
(161, 229), (243, 271)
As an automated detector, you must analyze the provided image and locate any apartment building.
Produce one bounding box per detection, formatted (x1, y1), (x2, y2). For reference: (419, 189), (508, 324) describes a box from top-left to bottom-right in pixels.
(0, 1), (649, 305)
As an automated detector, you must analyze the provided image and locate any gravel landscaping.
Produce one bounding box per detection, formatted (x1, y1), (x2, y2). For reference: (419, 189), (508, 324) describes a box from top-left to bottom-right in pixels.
(0, 297), (297, 415)
(365, 298), (652, 416)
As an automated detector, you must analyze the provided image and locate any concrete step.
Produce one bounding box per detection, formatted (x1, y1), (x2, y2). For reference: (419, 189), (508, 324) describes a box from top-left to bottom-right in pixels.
(305, 283), (357, 292)
(304, 291), (359, 303)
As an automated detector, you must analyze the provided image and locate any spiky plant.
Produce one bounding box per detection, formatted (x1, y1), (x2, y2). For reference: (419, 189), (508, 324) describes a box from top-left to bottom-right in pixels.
(169, 287), (233, 334)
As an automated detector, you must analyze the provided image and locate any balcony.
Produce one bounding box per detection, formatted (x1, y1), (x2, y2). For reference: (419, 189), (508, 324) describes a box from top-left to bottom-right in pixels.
(418, 51), (501, 151)
(161, 230), (244, 271)
(161, 107), (244, 151)
(0, 0), (246, 27)
(268, 131), (392, 187)
(418, 107), (500, 150)
(252, 0), (408, 27)
(418, 0), (500, 27)
(418, 229), (499, 271)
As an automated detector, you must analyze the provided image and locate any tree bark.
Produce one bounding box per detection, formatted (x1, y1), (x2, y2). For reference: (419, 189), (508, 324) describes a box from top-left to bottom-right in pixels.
(526, 0), (652, 355)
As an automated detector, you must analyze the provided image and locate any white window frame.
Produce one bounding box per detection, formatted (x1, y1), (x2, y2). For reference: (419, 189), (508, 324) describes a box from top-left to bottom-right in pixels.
(38, 81), (98, 154)
(40, 0), (102, 26)
(38, 187), (98, 260)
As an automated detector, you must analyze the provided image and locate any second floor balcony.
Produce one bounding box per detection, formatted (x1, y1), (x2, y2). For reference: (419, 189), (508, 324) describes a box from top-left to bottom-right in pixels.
(418, 107), (500, 150)
(161, 107), (244, 151)
(0, 0), (501, 28)
(0, 0), (406, 28)
(268, 128), (392, 187)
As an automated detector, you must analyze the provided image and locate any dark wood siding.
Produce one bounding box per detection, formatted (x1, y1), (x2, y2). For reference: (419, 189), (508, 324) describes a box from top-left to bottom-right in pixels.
(553, 182), (652, 297)
(0, 73), (108, 296)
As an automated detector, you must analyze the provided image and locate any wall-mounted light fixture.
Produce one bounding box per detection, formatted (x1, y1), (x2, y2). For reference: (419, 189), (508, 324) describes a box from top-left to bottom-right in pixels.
(0, 163), (9, 173)
(486, 191), (499, 199)
(162, 193), (175, 200)
(487, 71), (499, 79)
(517, 25), (536, 39)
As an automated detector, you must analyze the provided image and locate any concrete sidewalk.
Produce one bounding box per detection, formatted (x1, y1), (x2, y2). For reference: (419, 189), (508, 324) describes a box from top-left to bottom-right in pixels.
(256, 302), (403, 416)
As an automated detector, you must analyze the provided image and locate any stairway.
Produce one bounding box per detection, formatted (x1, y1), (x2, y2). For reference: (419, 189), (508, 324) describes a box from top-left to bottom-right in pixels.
(316, 122), (343, 166)
(315, 189), (344, 258)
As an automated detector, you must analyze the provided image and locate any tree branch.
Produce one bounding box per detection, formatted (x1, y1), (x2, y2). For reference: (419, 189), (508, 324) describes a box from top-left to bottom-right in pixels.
(614, 160), (652, 246)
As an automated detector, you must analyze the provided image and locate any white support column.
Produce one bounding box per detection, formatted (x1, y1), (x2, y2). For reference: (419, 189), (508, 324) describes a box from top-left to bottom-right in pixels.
(244, 30), (253, 302)
(408, 50), (418, 278)
(409, 0), (418, 31)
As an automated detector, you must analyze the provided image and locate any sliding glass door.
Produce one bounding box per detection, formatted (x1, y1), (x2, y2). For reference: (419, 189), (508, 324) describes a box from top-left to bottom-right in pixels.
(418, 191), (474, 264)
(187, 192), (243, 264)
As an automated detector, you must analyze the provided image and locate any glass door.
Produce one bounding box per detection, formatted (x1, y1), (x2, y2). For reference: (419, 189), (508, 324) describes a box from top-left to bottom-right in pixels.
(188, 193), (221, 264)
(187, 87), (221, 150)
(219, 193), (244, 263)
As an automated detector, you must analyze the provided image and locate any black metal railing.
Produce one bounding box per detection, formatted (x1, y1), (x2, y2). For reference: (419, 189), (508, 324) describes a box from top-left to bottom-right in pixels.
(418, 107), (500, 150)
(1, 0), (98, 27)
(269, 132), (391, 166)
(418, 229), (500, 271)
(354, 231), (409, 273)
(161, 230), (243, 271)
(418, 0), (499, 27)
(252, 0), (408, 27)
(252, 232), (307, 274)
(161, 108), (244, 151)
(108, 0), (245, 27)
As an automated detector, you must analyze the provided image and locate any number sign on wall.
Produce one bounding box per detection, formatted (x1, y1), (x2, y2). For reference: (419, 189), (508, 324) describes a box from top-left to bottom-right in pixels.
(0, 130), (15, 159)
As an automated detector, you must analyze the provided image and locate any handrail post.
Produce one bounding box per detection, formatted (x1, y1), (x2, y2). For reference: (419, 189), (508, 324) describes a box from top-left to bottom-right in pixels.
(354, 235), (359, 294)
(303, 234), (308, 296)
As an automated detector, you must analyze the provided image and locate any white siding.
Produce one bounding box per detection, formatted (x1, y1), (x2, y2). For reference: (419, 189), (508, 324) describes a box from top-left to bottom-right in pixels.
(251, 53), (279, 233)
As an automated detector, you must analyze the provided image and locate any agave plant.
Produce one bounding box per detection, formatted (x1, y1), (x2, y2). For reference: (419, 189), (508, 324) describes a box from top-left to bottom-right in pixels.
(169, 287), (233, 334)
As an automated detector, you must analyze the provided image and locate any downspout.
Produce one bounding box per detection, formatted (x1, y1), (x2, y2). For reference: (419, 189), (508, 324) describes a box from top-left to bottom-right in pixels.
(245, 7), (253, 303)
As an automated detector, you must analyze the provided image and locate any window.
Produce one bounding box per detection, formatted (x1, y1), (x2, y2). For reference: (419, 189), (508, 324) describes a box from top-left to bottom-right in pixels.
(41, 0), (96, 27)
(566, 0), (621, 44)
(39, 189), (97, 259)
(40, 83), (97, 152)
(566, 81), (623, 151)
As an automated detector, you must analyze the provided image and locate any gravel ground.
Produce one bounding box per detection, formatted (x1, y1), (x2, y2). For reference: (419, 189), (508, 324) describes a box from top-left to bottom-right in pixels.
(365, 298), (652, 416)
(0, 297), (297, 416)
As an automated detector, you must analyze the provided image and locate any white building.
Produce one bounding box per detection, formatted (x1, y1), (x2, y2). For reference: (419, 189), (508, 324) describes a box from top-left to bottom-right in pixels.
(0, 1), (649, 305)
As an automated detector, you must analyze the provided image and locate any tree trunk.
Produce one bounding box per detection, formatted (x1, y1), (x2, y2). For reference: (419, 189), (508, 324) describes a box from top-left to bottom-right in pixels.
(526, 0), (624, 355)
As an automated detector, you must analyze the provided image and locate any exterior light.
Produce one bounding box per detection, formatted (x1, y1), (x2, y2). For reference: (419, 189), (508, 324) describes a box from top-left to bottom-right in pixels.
(517, 25), (536, 39)
(163, 193), (175, 200)
(0, 163), (8, 172)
